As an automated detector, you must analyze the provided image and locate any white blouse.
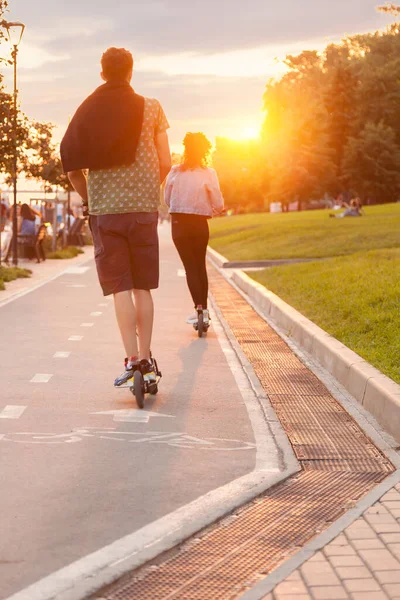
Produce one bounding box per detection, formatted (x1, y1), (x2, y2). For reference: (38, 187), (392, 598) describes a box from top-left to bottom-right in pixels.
(164, 165), (224, 217)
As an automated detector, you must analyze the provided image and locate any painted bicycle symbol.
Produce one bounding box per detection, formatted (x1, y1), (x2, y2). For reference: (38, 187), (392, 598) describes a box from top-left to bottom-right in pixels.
(0, 428), (256, 451)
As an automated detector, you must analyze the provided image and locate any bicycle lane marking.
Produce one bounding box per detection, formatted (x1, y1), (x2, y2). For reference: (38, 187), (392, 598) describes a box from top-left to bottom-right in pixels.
(0, 429), (256, 451)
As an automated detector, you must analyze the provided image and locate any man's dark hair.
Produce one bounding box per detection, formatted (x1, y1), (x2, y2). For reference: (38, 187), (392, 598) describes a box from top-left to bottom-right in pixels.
(101, 47), (133, 81)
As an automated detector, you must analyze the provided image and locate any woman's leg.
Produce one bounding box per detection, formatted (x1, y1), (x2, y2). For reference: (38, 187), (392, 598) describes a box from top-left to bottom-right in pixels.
(191, 219), (209, 309)
(172, 217), (204, 307)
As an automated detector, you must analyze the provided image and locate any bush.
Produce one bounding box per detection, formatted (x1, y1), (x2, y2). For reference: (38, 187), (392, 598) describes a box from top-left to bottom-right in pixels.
(47, 246), (84, 259)
(0, 266), (32, 282)
(0, 266), (32, 291)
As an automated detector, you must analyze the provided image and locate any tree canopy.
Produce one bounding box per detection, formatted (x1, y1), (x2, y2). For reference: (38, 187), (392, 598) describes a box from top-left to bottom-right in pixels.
(213, 8), (400, 210)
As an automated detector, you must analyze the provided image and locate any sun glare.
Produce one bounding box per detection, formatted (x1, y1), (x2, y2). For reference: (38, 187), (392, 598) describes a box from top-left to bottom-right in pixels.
(242, 126), (260, 140)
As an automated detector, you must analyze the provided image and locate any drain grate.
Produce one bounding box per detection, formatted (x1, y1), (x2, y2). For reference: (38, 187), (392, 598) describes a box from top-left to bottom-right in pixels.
(95, 473), (384, 600)
(93, 268), (394, 600)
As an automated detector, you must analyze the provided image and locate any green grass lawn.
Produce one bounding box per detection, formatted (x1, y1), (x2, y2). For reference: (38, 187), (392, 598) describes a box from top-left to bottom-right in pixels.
(250, 248), (400, 384)
(209, 203), (400, 384)
(209, 204), (400, 260)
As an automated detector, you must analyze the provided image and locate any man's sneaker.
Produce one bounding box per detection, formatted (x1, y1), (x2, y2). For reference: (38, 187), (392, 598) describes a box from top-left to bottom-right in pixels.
(186, 312), (198, 325)
(114, 357), (139, 387)
(140, 359), (157, 385)
(203, 309), (210, 326)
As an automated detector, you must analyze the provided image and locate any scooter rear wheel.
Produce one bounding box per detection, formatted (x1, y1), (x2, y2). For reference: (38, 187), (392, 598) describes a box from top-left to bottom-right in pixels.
(133, 370), (145, 409)
(197, 312), (204, 338)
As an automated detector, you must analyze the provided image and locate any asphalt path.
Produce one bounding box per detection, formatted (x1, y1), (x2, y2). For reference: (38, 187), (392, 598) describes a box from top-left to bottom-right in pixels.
(0, 225), (256, 599)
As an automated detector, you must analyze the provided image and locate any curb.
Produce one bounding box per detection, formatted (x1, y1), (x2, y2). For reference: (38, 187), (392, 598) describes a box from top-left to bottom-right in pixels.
(207, 246), (400, 444)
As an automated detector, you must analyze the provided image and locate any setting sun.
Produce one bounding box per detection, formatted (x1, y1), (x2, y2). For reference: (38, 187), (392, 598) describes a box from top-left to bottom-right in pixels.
(241, 126), (260, 140)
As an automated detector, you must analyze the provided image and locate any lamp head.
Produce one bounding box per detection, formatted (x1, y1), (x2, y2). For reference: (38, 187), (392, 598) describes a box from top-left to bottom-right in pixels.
(2, 21), (25, 47)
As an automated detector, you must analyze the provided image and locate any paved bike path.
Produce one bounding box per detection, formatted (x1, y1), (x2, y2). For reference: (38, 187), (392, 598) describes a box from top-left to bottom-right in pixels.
(0, 226), (258, 599)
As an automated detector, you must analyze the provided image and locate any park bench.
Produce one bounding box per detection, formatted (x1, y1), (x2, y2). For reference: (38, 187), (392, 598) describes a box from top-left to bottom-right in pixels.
(17, 224), (47, 263)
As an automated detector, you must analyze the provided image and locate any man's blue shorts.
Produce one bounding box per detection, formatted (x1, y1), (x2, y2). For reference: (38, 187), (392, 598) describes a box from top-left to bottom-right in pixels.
(89, 212), (159, 296)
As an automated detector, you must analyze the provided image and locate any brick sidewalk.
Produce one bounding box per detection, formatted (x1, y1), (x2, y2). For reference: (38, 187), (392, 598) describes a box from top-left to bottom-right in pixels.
(264, 484), (400, 600)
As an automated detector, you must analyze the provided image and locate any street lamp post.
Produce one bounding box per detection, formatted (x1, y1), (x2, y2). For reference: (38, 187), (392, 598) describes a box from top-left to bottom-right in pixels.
(2, 20), (25, 266)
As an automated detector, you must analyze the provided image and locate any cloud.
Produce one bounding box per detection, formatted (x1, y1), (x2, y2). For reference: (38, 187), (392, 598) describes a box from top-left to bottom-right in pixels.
(10, 0), (392, 55)
(2, 0), (394, 150)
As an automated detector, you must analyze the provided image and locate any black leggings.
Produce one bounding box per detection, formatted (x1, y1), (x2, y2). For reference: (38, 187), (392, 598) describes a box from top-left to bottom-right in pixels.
(171, 213), (209, 309)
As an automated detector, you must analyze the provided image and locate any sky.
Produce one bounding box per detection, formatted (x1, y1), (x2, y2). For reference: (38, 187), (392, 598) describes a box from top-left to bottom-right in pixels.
(0, 0), (395, 155)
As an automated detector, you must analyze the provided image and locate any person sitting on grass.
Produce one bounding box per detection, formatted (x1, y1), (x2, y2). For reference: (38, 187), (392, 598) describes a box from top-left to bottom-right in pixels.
(329, 197), (364, 218)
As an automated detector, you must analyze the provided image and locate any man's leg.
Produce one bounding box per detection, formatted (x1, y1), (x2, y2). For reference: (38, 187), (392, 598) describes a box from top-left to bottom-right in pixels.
(133, 289), (154, 360)
(114, 290), (139, 358)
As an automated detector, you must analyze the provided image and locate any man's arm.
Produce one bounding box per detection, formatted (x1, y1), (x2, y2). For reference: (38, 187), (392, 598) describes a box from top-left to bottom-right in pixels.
(68, 170), (88, 204)
(155, 132), (172, 184)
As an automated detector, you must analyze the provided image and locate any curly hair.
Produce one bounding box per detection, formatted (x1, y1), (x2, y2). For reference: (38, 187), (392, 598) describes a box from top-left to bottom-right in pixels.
(181, 132), (212, 170)
(101, 47), (134, 81)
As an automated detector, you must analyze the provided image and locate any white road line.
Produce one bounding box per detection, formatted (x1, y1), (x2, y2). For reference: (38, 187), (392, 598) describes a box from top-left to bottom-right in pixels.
(81, 323), (94, 327)
(0, 405), (27, 419)
(177, 269), (186, 277)
(53, 351), (71, 359)
(30, 374), (53, 383)
(90, 312), (102, 317)
(68, 335), (83, 341)
(98, 303), (108, 307)
(64, 266), (90, 274)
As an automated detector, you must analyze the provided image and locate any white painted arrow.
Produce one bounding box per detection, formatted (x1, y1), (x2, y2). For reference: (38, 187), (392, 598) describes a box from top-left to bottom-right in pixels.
(91, 409), (175, 424)
(0, 405), (26, 419)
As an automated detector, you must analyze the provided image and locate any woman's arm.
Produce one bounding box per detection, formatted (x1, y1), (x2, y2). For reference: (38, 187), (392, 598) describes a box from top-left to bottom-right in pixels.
(31, 207), (42, 218)
(164, 168), (177, 208)
(206, 169), (224, 215)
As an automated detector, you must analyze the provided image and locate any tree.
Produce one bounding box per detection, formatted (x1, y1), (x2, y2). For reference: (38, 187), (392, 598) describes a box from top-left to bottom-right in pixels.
(259, 17), (400, 210)
(0, 2), (59, 189)
(263, 57), (336, 209)
(341, 121), (400, 203)
(0, 1), (8, 41)
(378, 3), (400, 16)
(212, 138), (266, 213)
(322, 44), (358, 181)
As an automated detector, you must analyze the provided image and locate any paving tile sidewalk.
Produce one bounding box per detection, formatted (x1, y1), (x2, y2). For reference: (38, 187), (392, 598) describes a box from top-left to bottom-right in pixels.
(263, 483), (400, 600)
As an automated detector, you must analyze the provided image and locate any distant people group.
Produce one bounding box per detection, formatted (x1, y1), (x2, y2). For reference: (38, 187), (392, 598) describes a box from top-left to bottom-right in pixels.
(0, 198), (79, 262)
(330, 196), (364, 218)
